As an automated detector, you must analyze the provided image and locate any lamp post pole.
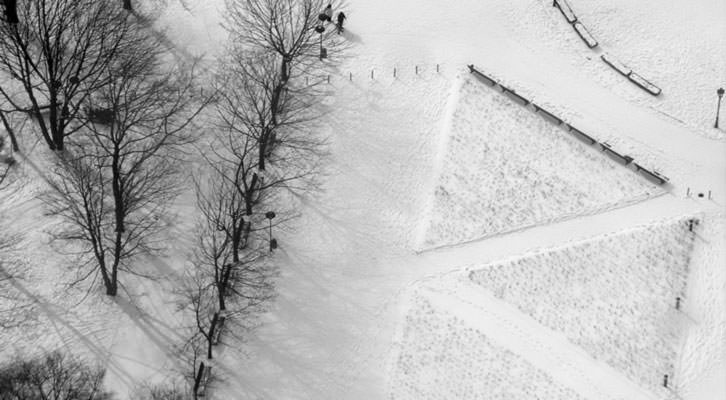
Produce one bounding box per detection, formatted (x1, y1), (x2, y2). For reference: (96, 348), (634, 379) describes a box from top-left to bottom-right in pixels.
(315, 25), (326, 60)
(715, 87), (725, 129)
(265, 211), (276, 252)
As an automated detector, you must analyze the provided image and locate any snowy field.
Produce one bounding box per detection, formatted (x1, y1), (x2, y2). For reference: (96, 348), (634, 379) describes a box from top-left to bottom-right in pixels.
(1, 0), (725, 399)
(469, 217), (694, 395)
(501, 0), (726, 140)
(389, 294), (588, 400)
(420, 75), (661, 249)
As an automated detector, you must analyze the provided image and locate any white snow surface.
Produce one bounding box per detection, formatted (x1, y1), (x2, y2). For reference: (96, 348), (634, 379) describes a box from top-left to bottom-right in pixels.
(1, 0), (725, 399)
(420, 75), (661, 249)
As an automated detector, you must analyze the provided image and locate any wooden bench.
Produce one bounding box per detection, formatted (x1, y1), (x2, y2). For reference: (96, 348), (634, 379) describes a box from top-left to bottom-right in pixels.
(628, 72), (662, 96)
(599, 143), (634, 165)
(601, 53), (631, 76)
(211, 313), (226, 346)
(467, 64), (497, 86)
(633, 163), (669, 185)
(567, 126), (596, 145)
(502, 88), (530, 106)
(553, 0), (577, 23)
(532, 104), (563, 125)
(573, 21), (598, 48)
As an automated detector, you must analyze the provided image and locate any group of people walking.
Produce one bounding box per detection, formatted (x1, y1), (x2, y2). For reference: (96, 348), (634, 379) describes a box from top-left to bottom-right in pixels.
(319, 3), (346, 34)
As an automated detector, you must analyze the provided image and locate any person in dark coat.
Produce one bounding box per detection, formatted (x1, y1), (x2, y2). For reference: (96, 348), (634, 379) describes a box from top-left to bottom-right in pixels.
(336, 11), (346, 34)
(322, 4), (332, 22)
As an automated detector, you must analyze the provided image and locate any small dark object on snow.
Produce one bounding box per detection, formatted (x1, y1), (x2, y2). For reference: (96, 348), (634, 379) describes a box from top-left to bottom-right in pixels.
(663, 374), (668, 388)
(698, 192), (704, 198)
(336, 12), (346, 34)
(675, 297), (681, 310)
(315, 25), (325, 34)
(3, 0), (18, 24)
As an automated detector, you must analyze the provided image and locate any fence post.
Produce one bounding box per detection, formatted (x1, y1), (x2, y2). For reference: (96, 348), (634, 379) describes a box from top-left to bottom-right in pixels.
(415, 65), (418, 75)
(393, 67), (396, 78)
(349, 72), (352, 81)
(371, 69), (374, 80)
(437, 64), (440, 73)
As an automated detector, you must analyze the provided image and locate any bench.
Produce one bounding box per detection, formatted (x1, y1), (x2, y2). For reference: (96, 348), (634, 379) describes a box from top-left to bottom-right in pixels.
(553, 0), (577, 23)
(628, 72), (661, 96)
(211, 313), (226, 346)
(601, 53), (632, 76)
(599, 143), (634, 165)
(467, 64), (497, 86)
(633, 163), (669, 185)
(502, 88), (530, 106)
(567, 126), (596, 145)
(573, 21), (598, 48)
(532, 104), (563, 125)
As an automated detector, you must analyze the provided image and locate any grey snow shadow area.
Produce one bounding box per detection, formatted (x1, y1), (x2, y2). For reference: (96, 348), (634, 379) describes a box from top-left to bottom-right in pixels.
(4, 278), (139, 390)
(341, 29), (363, 43)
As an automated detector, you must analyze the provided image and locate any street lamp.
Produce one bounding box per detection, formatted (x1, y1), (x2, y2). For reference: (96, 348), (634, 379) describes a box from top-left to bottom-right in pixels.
(715, 87), (725, 129)
(315, 25), (327, 60)
(265, 211), (277, 252)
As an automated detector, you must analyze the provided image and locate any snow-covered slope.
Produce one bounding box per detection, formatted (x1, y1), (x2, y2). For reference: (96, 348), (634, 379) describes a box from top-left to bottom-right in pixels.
(1, 0), (724, 399)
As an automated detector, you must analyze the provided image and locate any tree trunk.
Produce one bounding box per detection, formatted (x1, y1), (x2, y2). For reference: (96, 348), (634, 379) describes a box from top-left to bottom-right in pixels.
(108, 149), (124, 297)
(257, 134), (267, 171)
(206, 313), (217, 360)
(0, 112), (19, 152)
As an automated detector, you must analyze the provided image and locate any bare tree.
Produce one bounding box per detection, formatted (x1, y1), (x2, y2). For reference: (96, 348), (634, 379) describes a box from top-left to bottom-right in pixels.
(215, 50), (324, 173)
(223, 0), (339, 170)
(43, 35), (206, 296)
(0, 351), (113, 400)
(0, 0), (144, 150)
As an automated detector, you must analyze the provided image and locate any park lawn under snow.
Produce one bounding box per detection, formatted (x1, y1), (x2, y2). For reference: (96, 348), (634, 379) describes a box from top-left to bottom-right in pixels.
(468, 216), (695, 395)
(420, 75), (661, 249)
(389, 294), (588, 400)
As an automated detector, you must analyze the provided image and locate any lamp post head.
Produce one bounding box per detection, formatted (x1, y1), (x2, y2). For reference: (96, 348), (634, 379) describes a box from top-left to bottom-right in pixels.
(265, 211), (276, 220)
(718, 88), (725, 98)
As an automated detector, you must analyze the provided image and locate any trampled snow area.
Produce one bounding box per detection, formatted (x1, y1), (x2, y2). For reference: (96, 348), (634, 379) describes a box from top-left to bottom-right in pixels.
(420, 75), (662, 249)
(389, 294), (588, 400)
(2, 0), (726, 399)
(469, 217), (694, 395)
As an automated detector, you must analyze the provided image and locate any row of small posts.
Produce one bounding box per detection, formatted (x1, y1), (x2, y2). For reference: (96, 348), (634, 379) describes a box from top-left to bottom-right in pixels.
(467, 64), (669, 185)
(301, 64), (442, 86)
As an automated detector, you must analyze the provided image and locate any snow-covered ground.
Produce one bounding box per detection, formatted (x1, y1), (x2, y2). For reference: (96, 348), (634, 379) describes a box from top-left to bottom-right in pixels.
(1, 0), (725, 399)
(469, 217), (694, 395)
(420, 74), (661, 249)
(389, 294), (588, 400)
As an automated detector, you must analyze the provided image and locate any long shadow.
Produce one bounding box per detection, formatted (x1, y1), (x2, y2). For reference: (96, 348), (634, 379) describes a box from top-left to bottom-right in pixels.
(7, 277), (138, 389)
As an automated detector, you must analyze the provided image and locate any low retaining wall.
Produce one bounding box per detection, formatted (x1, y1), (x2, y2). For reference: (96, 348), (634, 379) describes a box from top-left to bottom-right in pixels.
(466, 64), (669, 186)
